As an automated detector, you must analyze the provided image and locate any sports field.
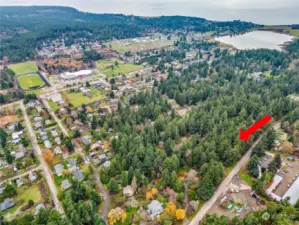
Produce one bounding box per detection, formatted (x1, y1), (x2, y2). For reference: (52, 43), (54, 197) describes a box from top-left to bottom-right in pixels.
(96, 58), (143, 77)
(63, 87), (106, 107)
(17, 73), (45, 90)
(8, 61), (38, 75)
(105, 34), (175, 53)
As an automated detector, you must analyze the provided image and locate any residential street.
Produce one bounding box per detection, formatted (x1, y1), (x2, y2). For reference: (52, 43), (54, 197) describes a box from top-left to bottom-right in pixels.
(4, 165), (41, 182)
(187, 134), (265, 225)
(20, 101), (64, 213)
(41, 98), (69, 137)
(42, 98), (110, 220)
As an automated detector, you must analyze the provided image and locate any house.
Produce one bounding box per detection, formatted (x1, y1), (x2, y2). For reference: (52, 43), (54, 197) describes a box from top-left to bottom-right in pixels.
(55, 137), (61, 145)
(54, 146), (63, 154)
(51, 130), (59, 138)
(82, 135), (91, 145)
(34, 203), (45, 215)
(147, 200), (164, 220)
(34, 117), (43, 122)
(16, 178), (23, 187)
(29, 171), (38, 182)
(73, 170), (84, 181)
(123, 185), (134, 197)
(15, 151), (25, 160)
(7, 122), (18, 131)
(0, 198), (15, 211)
(54, 164), (64, 176)
(12, 131), (23, 144)
(44, 140), (52, 148)
(68, 159), (77, 168)
(35, 122), (43, 129)
(61, 180), (72, 190)
(41, 135), (48, 141)
(99, 154), (107, 163)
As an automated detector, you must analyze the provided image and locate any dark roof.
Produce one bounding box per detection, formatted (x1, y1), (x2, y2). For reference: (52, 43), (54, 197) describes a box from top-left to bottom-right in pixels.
(1, 198), (15, 211)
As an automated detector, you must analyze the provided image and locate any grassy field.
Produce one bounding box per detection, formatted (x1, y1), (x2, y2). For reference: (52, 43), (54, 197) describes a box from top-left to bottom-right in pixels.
(260, 25), (299, 37)
(192, 31), (214, 39)
(105, 35), (175, 53)
(96, 58), (143, 77)
(238, 171), (253, 186)
(8, 61), (38, 75)
(63, 87), (106, 107)
(17, 74), (45, 90)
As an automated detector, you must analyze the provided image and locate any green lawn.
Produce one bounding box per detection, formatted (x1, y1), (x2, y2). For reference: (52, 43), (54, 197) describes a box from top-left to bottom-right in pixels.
(105, 35), (175, 53)
(8, 61), (38, 75)
(49, 100), (60, 112)
(96, 59), (143, 77)
(238, 172), (253, 186)
(63, 87), (106, 107)
(18, 74), (45, 90)
(4, 184), (42, 216)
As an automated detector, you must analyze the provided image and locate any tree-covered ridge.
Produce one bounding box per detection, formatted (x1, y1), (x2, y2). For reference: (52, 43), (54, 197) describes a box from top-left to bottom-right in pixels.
(0, 6), (258, 62)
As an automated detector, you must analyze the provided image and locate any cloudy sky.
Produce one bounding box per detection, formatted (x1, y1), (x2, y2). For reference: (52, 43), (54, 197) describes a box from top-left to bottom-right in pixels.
(1, 0), (299, 24)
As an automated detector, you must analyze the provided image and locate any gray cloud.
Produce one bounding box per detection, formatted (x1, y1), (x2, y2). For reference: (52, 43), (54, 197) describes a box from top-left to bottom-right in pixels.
(0, 0), (299, 24)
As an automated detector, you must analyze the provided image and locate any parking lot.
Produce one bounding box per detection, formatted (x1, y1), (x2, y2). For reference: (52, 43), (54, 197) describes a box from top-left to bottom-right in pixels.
(274, 159), (299, 197)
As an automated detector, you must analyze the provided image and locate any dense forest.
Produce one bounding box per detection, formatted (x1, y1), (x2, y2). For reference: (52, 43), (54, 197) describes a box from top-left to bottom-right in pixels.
(0, 6), (258, 62)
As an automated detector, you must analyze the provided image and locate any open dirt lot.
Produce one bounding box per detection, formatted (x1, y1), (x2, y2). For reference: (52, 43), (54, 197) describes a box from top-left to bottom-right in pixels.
(0, 115), (18, 127)
(208, 177), (264, 219)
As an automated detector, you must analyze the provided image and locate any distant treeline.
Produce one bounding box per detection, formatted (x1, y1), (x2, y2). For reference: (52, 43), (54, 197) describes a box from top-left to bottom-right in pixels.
(0, 6), (258, 62)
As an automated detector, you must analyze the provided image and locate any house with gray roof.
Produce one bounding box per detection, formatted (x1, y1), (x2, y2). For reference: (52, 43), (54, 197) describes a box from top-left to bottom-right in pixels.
(0, 198), (15, 211)
(15, 151), (25, 160)
(55, 137), (61, 145)
(147, 200), (164, 220)
(61, 180), (72, 190)
(68, 158), (77, 167)
(73, 170), (84, 181)
(82, 135), (91, 145)
(54, 164), (64, 176)
(34, 203), (45, 215)
(54, 146), (62, 154)
(44, 140), (52, 148)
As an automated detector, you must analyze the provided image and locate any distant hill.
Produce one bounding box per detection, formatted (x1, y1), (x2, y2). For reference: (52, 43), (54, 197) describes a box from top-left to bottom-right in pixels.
(0, 6), (258, 62)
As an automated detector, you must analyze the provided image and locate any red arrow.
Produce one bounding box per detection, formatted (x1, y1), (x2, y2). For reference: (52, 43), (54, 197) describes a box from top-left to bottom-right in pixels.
(239, 114), (272, 141)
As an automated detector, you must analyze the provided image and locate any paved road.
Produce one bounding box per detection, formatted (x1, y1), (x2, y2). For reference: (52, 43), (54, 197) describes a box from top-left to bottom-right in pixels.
(188, 135), (264, 225)
(3, 165), (41, 182)
(20, 101), (64, 213)
(41, 98), (69, 137)
(0, 100), (23, 108)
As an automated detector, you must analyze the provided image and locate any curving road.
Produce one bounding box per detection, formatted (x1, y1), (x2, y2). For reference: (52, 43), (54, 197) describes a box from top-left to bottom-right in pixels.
(20, 101), (64, 213)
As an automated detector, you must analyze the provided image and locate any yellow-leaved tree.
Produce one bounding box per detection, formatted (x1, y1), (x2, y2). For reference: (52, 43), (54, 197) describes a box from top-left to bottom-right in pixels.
(175, 209), (185, 220)
(165, 202), (176, 216)
(108, 207), (127, 225)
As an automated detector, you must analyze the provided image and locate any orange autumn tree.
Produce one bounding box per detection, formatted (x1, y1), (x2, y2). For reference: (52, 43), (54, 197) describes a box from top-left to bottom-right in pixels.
(175, 209), (185, 220)
(146, 187), (159, 200)
(108, 207), (126, 225)
(43, 149), (54, 166)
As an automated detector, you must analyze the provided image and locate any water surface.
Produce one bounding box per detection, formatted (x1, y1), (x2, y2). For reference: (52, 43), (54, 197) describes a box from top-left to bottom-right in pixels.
(215, 31), (294, 50)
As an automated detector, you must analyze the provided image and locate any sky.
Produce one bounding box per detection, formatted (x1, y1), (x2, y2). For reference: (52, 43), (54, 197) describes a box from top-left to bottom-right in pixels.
(1, 0), (299, 25)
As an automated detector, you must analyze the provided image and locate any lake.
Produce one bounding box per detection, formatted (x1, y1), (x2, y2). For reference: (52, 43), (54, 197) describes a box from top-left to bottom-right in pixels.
(215, 31), (294, 51)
